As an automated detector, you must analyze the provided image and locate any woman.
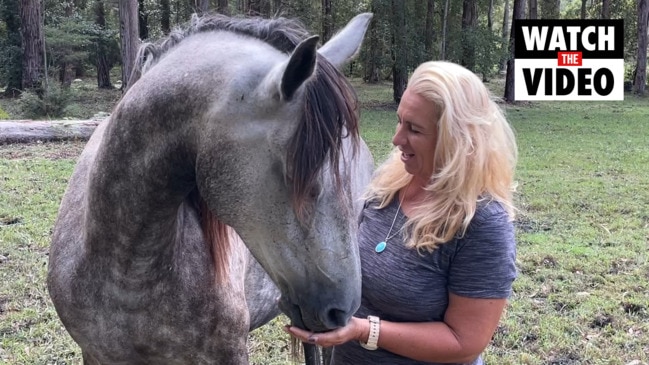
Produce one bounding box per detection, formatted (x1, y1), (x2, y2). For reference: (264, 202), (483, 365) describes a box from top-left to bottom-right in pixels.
(285, 61), (518, 364)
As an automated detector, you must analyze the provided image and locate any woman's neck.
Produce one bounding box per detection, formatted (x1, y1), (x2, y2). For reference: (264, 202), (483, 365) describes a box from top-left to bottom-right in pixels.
(399, 179), (429, 216)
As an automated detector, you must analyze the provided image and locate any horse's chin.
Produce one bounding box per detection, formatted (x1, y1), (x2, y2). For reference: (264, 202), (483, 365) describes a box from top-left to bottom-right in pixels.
(278, 296), (329, 333)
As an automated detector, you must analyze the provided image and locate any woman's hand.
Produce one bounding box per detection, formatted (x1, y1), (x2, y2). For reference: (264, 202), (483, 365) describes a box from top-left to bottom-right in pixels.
(282, 316), (369, 348)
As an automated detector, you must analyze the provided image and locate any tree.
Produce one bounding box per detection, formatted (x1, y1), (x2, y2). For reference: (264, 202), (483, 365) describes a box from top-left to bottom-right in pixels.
(198, 0), (210, 13)
(248, 0), (270, 16)
(391, 0), (407, 103)
(440, 0), (450, 60)
(580, 0), (587, 19)
(541, 0), (559, 19)
(20, 0), (45, 91)
(461, 0), (478, 71)
(322, 0), (332, 42)
(362, 0), (383, 83)
(160, 0), (170, 34)
(601, 0), (610, 19)
(487, 0), (494, 30)
(424, 0), (435, 59)
(528, 0), (537, 19)
(216, 0), (229, 14)
(0, 0), (23, 96)
(504, 0), (525, 102)
(634, 0), (648, 95)
(94, 0), (114, 89)
(138, 0), (149, 39)
(119, 0), (139, 90)
(499, 0), (510, 72)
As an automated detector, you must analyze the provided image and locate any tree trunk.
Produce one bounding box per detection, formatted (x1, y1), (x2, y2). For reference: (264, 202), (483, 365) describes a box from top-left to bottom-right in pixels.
(499, 0), (510, 72)
(580, 0), (587, 19)
(634, 0), (648, 95)
(440, 0), (450, 60)
(322, 0), (332, 42)
(528, 0), (537, 19)
(20, 0), (45, 92)
(138, 0), (149, 39)
(425, 0), (435, 59)
(95, 0), (112, 89)
(601, 0), (610, 19)
(363, 0), (381, 83)
(119, 0), (140, 91)
(488, 0), (494, 30)
(248, 0), (270, 16)
(391, 0), (407, 103)
(59, 64), (75, 88)
(541, 0), (559, 19)
(160, 0), (171, 34)
(461, 0), (478, 71)
(217, 0), (229, 14)
(1, 0), (23, 97)
(504, 0), (525, 103)
(0, 119), (102, 144)
(198, 0), (209, 13)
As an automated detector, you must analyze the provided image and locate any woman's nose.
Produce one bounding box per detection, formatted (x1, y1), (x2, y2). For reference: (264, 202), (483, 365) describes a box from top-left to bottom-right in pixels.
(392, 124), (406, 146)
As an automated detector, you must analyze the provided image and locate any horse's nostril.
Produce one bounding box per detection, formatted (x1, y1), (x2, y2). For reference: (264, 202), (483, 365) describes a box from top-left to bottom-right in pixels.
(325, 307), (349, 329)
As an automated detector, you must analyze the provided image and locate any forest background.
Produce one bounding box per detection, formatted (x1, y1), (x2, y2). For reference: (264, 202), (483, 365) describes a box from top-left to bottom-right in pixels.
(0, 0), (648, 365)
(1, 0), (648, 117)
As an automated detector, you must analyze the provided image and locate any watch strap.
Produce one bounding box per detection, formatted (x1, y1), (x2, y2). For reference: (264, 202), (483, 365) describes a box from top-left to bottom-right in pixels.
(359, 315), (380, 350)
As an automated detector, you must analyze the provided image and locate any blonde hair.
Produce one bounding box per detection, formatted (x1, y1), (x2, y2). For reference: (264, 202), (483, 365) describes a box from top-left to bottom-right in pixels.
(365, 61), (517, 252)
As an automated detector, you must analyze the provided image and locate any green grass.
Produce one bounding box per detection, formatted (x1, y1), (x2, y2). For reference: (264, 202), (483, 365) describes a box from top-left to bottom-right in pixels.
(1, 79), (649, 364)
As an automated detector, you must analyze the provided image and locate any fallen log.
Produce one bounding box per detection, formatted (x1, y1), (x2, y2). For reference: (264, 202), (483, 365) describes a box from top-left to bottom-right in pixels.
(0, 119), (104, 144)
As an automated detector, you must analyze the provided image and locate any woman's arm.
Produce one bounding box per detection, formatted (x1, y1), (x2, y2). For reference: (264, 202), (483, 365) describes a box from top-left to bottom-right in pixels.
(284, 293), (507, 363)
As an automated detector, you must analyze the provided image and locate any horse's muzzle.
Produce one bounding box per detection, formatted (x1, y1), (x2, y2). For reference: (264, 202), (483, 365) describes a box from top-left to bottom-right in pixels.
(278, 296), (352, 332)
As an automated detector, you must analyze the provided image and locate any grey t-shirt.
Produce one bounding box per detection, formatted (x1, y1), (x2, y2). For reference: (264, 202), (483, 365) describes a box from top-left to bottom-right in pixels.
(332, 197), (517, 365)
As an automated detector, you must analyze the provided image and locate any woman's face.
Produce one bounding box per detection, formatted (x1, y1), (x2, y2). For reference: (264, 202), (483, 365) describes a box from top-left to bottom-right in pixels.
(392, 88), (439, 186)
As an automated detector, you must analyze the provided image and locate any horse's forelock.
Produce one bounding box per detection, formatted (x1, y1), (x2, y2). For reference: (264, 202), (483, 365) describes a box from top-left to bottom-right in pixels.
(288, 56), (360, 223)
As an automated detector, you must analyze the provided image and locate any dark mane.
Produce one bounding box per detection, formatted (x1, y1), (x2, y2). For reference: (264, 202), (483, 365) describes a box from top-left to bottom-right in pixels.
(288, 56), (360, 222)
(134, 13), (311, 76)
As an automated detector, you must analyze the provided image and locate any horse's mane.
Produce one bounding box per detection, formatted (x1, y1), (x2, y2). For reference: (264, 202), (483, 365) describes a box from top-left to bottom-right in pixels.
(146, 14), (361, 284)
(134, 14), (310, 76)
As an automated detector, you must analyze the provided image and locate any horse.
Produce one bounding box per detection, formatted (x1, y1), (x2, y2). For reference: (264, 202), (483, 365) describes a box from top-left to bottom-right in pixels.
(47, 12), (374, 364)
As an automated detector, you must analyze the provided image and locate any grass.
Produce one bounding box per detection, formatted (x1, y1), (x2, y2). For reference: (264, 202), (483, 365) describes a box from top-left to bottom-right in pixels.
(1, 78), (649, 364)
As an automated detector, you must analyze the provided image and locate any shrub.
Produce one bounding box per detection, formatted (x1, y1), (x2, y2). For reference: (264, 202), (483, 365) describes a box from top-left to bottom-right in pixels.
(0, 106), (9, 119)
(19, 85), (73, 119)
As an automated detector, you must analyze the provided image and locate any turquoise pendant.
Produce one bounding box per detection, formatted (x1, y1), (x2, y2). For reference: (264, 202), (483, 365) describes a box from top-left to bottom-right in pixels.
(375, 241), (387, 253)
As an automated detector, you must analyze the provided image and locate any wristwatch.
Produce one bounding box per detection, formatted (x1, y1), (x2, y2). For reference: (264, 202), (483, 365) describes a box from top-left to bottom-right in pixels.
(359, 315), (380, 350)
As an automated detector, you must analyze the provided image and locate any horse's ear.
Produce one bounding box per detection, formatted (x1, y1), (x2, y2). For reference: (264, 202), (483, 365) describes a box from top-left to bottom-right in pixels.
(318, 13), (373, 69)
(281, 35), (319, 101)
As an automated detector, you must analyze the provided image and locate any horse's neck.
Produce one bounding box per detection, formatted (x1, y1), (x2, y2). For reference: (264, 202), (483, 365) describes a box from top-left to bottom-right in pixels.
(85, 114), (195, 271)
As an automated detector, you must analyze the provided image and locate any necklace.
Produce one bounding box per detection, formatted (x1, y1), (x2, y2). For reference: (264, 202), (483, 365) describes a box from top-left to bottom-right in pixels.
(375, 192), (405, 253)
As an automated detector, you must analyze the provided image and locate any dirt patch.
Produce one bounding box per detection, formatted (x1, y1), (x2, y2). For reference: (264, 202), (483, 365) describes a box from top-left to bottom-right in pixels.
(0, 140), (86, 160)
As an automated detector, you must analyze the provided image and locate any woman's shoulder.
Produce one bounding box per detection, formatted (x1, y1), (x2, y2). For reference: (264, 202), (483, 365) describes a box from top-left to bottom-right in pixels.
(464, 199), (514, 238)
(473, 198), (511, 223)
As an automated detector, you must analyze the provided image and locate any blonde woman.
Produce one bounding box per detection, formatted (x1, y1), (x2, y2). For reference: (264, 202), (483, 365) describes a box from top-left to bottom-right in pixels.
(285, 61), (518, 364)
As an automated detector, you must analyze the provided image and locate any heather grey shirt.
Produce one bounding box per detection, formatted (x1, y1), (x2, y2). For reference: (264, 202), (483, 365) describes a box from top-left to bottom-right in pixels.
(332, 198), (517, 365)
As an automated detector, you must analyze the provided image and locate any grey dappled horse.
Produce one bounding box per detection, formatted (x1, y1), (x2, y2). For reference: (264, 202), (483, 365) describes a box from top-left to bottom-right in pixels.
(47, 13), (373, 364)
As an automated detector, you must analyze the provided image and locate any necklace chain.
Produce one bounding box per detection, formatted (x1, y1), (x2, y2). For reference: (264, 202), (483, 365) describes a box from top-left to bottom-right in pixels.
(375, 187), (407, 253)
(384, 196), (403, 242)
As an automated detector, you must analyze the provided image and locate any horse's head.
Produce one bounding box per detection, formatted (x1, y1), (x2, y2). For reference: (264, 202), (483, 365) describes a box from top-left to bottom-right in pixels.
(188, 13), (373, 331)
